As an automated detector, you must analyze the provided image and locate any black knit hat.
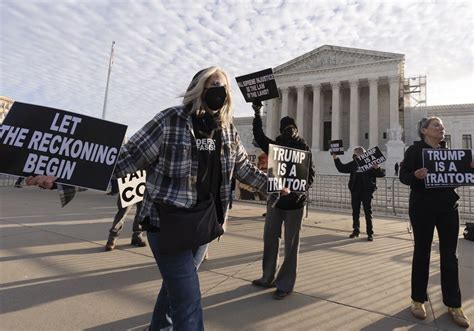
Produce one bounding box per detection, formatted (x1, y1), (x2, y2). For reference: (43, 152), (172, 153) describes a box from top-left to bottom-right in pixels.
(280, 116), (297, 133)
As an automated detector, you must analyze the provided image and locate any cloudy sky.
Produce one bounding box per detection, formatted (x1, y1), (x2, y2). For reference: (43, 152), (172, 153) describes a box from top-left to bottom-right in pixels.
(1, 0), (473, 135)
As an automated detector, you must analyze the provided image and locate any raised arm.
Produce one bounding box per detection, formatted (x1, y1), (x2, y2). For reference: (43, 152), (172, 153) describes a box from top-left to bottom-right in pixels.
(333, 156), (353, 174)
(252, 101), (275, 155)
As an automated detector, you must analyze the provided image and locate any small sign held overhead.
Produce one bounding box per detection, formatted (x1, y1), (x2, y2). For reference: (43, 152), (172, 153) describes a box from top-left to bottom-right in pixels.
(235, 68), (280, 103)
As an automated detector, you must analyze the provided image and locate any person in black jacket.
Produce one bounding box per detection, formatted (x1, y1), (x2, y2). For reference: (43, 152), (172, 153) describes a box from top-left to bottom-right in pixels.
(251, 101), (315, 300)
(399, 117), (470, 327)
(332, 147), (385, 241)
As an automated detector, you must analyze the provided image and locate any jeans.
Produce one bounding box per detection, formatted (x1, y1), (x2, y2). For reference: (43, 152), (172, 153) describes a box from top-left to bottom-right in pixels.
(108, 198), (143, 240)
(147, 231), (208, 331)
(350, 190), (373, 235)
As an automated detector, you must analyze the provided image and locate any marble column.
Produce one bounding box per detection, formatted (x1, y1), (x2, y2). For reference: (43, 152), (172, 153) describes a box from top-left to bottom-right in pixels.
(389, 75), (400, 131)
(368, 78), (378, 147)
(281, 87), (289, 118)
(296, 86), (305, 136)
(331, 81), (340, 140)
(311, 83), (321, 151)
(349, 79), (359, 150)
(265, 99), (275, 138)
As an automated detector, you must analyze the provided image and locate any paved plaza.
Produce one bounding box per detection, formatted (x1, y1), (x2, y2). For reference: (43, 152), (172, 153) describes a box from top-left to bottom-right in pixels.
(0, 187), (472, 330)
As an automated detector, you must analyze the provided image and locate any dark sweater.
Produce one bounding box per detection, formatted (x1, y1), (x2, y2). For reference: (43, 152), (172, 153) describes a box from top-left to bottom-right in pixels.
(334, 158), (385, 192)
(252, 115), (315, 210)
(399, 140), (459, 209)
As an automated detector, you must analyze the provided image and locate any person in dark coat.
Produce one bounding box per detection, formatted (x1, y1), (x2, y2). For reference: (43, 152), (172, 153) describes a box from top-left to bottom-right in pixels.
(251, 101), (315, 300)
(332, 147), (385, 241)
(399, 116), (470, 327)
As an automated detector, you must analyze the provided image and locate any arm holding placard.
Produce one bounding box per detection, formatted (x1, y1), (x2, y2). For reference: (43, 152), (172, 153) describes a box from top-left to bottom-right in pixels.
(333, 157), (354, 174)
(399, 145), (427, 186)
(114, 113), (165, 178)
(232, 128), (268, 191)
(252, 101), (275, 154)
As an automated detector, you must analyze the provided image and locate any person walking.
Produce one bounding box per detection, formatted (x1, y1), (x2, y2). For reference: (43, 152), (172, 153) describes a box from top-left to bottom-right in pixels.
(105, 197), (146, 251)
(399, 117), (470, 327)
(332, 147), (385, 241)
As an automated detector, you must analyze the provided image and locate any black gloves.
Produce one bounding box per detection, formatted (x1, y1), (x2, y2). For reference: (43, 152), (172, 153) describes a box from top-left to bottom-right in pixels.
(252, 100), (263, 117)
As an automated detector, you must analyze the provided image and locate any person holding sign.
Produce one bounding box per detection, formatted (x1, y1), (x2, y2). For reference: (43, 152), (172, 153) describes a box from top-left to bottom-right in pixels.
(27, 67), (268, 331)
(252, 102), (314, 300)
(399, 117), (470, 327)
(332, 147), (385, 241)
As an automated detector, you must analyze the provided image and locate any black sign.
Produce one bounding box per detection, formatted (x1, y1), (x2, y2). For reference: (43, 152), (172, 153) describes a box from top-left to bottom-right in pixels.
(0, 102), (127, 191)
(422, 149), (474, 188)
(267, 144), (310, 193)
(354, 146), (386, 172)
(329, 140), (344, 155)
(235, 68), (280, 102)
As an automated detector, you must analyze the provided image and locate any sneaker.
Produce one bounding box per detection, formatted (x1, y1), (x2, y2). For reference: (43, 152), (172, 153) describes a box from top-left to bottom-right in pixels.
(105, 237), (116, 251)
(252, 278), (275, 288)
(368, 235), (374, 241)
(411, 301), (427, 320)
(448, 307), (470, 328)
(131, 237), (147, 247)
(349, 231), (359, 238)
(273, 289), (291, 300)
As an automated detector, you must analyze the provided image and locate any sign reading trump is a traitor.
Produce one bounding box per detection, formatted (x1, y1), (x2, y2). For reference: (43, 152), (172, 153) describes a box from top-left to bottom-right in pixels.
(423, 149), (474, 188)
(0, 102), (127, 191)
(354, 146), (386, 172)
(267, 144), (310, 193)
(235, 68), (280, 103)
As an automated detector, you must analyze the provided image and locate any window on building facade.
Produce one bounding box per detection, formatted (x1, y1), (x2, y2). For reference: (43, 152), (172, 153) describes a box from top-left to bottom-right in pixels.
(444, 134), (451, 149)
(462, 134), (472, 149)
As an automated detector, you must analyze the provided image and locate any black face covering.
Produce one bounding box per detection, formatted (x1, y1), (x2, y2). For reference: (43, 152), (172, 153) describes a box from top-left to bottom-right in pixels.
(203, 86), (227, 111)
(282, 126), (298, 139)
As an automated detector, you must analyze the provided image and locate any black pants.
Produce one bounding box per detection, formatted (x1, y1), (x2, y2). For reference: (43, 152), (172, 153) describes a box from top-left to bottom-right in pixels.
(350, 190), (373, 235)
(409, 203), (461, 307)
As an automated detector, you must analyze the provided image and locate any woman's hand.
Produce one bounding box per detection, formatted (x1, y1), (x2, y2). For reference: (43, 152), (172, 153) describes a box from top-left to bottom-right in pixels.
(414, 168), (428, 180)
(280, 187), (290, 196)
(26, 175), (57, 189)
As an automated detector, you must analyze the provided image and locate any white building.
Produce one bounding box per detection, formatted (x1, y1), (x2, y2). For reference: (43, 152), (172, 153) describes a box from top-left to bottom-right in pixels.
(233, 45), (473, 174)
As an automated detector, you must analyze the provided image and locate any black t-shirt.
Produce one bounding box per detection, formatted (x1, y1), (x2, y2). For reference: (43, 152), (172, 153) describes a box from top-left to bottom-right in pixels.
(192, 114), (224, 224)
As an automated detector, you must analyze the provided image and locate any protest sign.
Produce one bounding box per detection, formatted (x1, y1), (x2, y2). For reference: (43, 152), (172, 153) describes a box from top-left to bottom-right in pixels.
(329, 139), (344, 155)
(118, 170), (146, 208)
(267, 144), (310, 193)
(354, 146), (386, 172)
(0, 102), (127, 191)
(235, 68), (280, 102)
(422, 149), (474, 188)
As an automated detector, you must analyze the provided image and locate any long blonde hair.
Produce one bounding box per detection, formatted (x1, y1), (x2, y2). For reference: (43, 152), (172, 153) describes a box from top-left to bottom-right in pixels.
(181, 66), (234, 128)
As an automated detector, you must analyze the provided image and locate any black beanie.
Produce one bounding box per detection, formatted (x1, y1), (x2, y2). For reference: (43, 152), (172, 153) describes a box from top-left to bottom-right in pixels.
(280, 116), (297, 133)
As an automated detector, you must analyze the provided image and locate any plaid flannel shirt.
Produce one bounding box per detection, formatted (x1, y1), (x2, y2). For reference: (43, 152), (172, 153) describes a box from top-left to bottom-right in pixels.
(59, 105), (268, 228)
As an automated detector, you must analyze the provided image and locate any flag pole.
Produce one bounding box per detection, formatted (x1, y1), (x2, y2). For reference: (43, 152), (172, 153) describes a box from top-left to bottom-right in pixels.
(101, 41), (115, 120)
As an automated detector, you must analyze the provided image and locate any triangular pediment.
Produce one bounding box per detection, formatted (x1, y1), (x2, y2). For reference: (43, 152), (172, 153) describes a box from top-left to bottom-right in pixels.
(274, 45), (404, 74)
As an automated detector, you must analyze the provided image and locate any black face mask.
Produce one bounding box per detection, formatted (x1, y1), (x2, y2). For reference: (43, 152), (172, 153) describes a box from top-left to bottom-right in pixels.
(203, 86), (227, 111)
(282, 126), (298, 139)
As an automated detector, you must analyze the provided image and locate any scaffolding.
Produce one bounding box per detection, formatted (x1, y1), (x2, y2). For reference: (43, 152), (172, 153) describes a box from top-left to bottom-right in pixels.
(403, 76), (427, 107)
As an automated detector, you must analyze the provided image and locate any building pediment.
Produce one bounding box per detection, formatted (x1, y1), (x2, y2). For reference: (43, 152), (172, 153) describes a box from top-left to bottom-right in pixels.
(274, 45), (404, 74)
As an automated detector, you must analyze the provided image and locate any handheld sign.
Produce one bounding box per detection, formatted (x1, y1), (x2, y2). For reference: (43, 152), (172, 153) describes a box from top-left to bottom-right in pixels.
(118, 170), (146, 208)
(354, 146), (386, 172)
(235, 68), (280, 103)
(329, 140), (344, 155)
(0, 102), (127, 191)
(422, 149), (474, 188)
(267, 144), (310, 193)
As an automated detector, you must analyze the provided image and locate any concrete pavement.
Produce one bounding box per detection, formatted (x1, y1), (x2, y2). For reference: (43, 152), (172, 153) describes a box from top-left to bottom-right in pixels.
(0, 187), (472, 330)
